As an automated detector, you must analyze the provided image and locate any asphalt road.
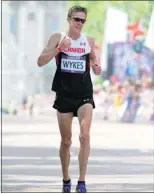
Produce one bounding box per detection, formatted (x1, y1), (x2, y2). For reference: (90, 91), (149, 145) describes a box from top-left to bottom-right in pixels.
(2, 114), (154, 192)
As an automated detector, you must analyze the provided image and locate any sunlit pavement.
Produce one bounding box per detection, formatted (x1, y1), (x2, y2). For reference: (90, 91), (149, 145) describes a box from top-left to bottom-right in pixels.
(2, 113), (154, 192)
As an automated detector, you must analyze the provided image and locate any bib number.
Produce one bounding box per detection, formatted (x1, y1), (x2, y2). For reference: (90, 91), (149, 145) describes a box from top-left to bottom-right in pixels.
(61, 55), (86, 74)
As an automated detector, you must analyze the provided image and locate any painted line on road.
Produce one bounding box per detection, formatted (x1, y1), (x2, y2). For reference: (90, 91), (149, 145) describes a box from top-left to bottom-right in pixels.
(2, 155), (153, 164)
(2, 174), (154, 184)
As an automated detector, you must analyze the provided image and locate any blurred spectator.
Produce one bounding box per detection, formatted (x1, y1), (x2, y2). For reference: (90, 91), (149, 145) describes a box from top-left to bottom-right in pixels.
(94, 76), (154, 124)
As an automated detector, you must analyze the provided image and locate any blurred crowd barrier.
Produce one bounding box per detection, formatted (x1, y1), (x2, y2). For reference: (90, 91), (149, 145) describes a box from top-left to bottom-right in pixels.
(2, 77), (154, 124)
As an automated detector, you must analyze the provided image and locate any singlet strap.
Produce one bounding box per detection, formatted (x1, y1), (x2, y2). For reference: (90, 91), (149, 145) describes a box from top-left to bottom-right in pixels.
(59, 32), (66, 45)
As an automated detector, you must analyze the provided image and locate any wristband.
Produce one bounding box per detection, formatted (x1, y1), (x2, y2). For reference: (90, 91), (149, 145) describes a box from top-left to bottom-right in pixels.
(57, 45), (62, 52)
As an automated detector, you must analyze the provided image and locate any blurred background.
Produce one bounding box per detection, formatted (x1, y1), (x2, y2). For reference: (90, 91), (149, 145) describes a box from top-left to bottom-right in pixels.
(2, 0), (154, 123)
(2, 1), (154, 192)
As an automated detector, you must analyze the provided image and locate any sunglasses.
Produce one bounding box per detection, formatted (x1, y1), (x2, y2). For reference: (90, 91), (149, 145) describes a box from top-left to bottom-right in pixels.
(71, 17), (86, 24)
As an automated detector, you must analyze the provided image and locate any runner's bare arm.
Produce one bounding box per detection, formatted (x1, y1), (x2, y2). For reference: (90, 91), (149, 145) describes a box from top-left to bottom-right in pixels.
(37, 33), (61, 67)
(88, 36), (102, 75)
(88, 36), (98, 67)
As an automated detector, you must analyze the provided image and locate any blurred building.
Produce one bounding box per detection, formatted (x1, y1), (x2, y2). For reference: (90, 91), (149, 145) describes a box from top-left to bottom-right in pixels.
(2, 1), (67, 105)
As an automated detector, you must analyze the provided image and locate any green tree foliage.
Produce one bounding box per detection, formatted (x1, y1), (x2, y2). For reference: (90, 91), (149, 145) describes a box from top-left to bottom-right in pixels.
(67, 1), (154, 45)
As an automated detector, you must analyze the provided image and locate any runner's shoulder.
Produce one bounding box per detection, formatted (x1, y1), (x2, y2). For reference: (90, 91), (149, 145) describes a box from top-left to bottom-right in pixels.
(87, 35), (95, 47)
(49, 32), (62, 44)
(87, 36), (95, 41)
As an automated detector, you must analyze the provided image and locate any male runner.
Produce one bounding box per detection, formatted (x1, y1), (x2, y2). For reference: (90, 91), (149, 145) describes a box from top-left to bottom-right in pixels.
(37, 5), (101, 193)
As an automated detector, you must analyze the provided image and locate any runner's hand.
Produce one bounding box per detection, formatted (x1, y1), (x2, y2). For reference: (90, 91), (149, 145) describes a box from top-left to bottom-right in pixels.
(59, 36), (71, 50)
(93, 64), (102, 75)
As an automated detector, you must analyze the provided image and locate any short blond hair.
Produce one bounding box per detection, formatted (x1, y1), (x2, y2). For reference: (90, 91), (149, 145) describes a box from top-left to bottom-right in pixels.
(67, 5), (87, 18)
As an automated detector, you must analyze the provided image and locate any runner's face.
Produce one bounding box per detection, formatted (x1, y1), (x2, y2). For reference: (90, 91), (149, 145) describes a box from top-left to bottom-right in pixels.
(68, 12), (86, 34)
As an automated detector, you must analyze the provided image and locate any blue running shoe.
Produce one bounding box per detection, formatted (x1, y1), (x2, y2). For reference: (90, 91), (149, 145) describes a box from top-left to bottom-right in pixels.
(62, 182), (71, 193)
(75, 183), (87, 193)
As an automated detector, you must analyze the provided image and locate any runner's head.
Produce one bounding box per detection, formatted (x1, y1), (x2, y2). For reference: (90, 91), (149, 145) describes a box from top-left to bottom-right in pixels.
(67, 6), (87, 35)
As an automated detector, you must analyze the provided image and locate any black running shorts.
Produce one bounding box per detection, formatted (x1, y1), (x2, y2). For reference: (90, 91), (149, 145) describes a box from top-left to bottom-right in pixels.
(53, 95), (95, 117)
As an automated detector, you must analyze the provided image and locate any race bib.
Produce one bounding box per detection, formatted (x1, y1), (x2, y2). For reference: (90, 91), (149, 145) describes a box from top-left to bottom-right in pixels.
(61, 55), (86, 74)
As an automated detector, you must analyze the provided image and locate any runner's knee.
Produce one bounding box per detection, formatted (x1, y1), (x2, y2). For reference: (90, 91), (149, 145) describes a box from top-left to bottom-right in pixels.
(61, 138), (72, 148)
(79, 132), (90, 144)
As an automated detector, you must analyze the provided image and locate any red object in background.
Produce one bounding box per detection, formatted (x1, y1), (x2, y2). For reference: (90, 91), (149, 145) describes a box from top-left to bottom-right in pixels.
(134, 30), (144, 37)
(127, 20), (145, 40)
(127, 20), (140, 31)
(133, 30), (145, 40)
(110, 75), (119, 84)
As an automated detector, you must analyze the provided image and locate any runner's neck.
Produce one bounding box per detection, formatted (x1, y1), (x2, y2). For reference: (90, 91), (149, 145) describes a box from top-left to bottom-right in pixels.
(66, 30), (81, 40)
